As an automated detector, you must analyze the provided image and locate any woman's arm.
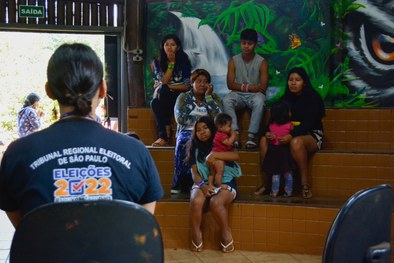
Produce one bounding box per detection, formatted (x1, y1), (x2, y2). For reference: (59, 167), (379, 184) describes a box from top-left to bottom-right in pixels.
(291, 94), (323, 137)
(191, 164), (213, 196)
(160, 51), (176, 84)
(206, 93), (223, 118)
(142, 201), (156, 215)
(191, 164), (205, 184)
(168, 83), (190, 92)
(165, 54), (192, 92)
(29, 109), (41, 130)
(174, 92), (198, 126)
(167, 57), (191, 92)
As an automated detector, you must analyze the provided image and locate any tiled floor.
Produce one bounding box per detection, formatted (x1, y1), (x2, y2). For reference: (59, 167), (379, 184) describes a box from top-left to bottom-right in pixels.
(0, 211), (321, 262)
(164, 249), (321, 263)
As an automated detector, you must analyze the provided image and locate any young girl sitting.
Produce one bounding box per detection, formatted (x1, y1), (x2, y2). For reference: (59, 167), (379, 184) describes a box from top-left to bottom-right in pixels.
(208, 113), (238, 192)
(187, 116), (241, 253)
(262, 100), (296, 197)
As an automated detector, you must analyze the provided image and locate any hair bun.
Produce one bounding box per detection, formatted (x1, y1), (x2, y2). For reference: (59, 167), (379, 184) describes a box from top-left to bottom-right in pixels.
(74, 93), (91, 115)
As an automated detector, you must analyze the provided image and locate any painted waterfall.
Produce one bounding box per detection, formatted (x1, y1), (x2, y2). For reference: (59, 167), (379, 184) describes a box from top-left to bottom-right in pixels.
(171, 12), (230, 97)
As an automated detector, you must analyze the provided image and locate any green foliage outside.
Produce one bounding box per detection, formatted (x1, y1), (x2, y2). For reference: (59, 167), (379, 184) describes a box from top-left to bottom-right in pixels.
(0, 32), (104, 146)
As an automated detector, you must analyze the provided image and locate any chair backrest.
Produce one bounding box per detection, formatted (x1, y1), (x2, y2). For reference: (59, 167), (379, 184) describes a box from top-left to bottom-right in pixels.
(10, 200), (163, 263)
(322, 184), (392, 263)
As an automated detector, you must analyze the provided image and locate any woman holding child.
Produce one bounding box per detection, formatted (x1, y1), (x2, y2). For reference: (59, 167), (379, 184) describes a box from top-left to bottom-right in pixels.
(187, 116), (241, 253)
(257, 67), (325, 198)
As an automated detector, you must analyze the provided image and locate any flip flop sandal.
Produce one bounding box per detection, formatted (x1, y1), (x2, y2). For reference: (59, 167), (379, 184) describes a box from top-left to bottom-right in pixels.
(191, 240), (203, 252)
(151, 138), (168, 147)
(254, 185), (266, 196)
(221, 240), (234, 253)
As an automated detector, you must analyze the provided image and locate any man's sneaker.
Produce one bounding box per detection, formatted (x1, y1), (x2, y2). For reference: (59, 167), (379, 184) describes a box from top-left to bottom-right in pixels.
(233, 141), (241, 149)
(170, 188), (181, 194)
(245, 139), (258, 149)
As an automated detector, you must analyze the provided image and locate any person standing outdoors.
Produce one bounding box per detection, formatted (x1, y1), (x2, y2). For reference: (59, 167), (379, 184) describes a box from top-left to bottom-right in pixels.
(17, 92), (44, 137)
(223, 28), (268, 149)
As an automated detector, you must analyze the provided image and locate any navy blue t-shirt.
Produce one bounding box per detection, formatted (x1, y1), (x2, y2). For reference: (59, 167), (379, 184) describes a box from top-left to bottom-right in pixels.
(0, 118), (164, 216)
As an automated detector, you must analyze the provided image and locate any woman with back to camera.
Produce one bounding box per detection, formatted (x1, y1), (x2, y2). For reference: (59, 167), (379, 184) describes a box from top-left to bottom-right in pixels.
(257, 67), (325, 198)
(0, 43), (163, 227)
(151, 34), (192, 147)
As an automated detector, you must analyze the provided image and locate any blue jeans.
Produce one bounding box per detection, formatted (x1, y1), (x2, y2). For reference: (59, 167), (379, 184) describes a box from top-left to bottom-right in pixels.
(223, 91), (265, 137)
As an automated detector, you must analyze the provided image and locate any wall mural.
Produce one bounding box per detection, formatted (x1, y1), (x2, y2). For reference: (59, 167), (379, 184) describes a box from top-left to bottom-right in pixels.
(144, 0), (394, 108)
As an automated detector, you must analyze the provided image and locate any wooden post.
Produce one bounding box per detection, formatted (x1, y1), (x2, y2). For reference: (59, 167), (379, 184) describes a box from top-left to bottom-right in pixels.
(57, 0), (65, 25)
(125, 0), (145, 107)
(83, 2), (89, 25)
(91, 3), (98, 26)
(47, 0), (55, 24)
(38, 0), (46, 24)
(8, 0), (16, 23)
(66, 1), (73, 25)
(74, 2), (82, 26)
(0, 1), (5, 23)
(18, 0), (27, 24)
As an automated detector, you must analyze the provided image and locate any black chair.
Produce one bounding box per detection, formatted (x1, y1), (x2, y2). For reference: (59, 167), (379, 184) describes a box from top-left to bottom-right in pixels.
(10, 200), (163, 263)
(323, 184), (392, 263)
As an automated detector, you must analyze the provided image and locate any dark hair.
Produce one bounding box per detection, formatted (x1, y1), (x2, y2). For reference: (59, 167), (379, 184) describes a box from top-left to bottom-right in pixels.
(46, 43), (104, 116)
(285, 67), (313, 95)
(125, 131), (141, 140)
(23, 93), (40, 108)
(241, 28), (258, 42)
(214, 112), (232, 127)
(190, 68), (211, 84)
(284, 67), (325, 117)
(186, 116), (216, 163)
(269, 100), (291, 125)
(157, 34), (191, 73)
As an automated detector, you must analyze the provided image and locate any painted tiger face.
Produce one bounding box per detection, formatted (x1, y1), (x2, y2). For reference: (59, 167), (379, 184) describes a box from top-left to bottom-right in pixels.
(344, 0), (394, 106)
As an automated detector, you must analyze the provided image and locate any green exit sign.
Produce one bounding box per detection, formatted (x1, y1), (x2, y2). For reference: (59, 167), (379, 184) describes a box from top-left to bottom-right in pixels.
(19, 5), (44, 18)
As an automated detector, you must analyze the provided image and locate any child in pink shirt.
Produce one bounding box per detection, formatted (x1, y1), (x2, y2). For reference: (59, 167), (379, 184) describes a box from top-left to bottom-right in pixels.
(209, 113), (237, 190)
(262, 100), (296, 197)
